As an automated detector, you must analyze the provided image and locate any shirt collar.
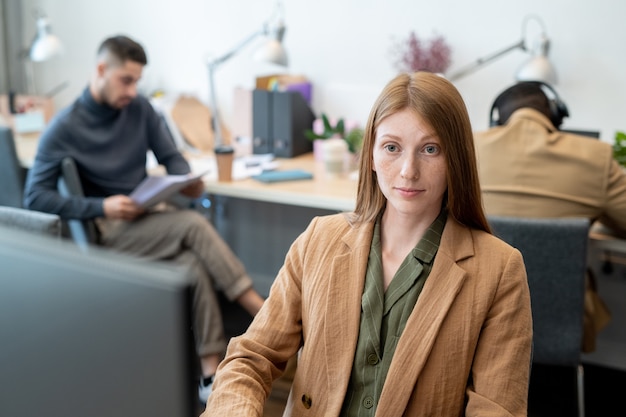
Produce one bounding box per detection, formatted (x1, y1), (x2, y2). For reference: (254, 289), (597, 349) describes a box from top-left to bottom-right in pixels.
(373, 209), (447, 265)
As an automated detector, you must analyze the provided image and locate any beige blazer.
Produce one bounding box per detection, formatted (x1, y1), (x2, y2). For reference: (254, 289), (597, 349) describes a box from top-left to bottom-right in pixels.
(475, 108), (626, 236)
(203, 214), (532, 417)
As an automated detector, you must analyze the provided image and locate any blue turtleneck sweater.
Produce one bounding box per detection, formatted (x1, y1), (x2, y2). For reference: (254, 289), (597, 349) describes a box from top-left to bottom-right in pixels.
(24, 87), (190, 220)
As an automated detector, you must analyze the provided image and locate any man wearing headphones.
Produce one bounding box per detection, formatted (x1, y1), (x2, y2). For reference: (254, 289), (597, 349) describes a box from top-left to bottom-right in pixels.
(474, 81), (626, 352)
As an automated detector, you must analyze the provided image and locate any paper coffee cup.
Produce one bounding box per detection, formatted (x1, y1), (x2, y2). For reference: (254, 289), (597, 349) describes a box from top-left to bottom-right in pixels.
(214, 145), (234, 182)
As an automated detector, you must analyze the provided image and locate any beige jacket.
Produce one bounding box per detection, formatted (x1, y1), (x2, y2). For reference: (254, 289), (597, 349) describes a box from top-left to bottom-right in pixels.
(475, 108), (626, 236)
(202, 214), (532, 417)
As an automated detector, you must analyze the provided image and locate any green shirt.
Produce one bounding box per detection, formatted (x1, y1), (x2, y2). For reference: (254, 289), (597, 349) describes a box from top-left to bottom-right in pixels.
(339, 210), (447, 416)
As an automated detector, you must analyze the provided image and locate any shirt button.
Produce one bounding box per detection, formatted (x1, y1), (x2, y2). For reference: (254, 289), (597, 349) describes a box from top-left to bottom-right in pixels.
(367, 353), (379, 365)
(363, 396), (374, 409)
(301, 394), (312, 409)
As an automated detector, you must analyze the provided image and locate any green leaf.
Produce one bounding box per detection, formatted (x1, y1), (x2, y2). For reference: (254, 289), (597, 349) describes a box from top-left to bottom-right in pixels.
(304, 129), (320, 140)
(335, 119), (345, 135)
(322, 113), (332, 132)
(612, 131), (626, 167)
(345, 128), (364, 153)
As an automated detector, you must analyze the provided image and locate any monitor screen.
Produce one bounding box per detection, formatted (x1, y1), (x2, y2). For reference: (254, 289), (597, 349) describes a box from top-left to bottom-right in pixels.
(560, 128), (601, 139)
(0, 226), (197, 417)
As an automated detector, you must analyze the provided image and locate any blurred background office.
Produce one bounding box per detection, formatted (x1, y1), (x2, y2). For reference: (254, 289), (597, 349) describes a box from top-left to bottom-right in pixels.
(1, 0), (625, 143)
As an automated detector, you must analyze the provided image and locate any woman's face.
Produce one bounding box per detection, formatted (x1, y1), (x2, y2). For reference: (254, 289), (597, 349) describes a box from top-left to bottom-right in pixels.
(372, 108), (448, 220)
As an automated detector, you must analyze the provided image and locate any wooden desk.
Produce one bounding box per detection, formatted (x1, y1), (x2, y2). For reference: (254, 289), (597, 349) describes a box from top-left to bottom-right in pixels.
(1, 94), (53, 169)
(203, 153), (357, 212)
(589, 223), (626, 254)
(0, 115), (41, 170)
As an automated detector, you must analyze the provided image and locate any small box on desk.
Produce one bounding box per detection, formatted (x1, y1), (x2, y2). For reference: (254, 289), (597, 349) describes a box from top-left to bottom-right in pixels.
(0, 94), (54, 134)
(13, 111), (46, 133)
(252, 90), (315, 158)
(255, 74), (311, 104)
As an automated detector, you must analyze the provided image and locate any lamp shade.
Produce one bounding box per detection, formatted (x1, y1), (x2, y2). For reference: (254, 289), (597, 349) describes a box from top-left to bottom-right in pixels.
(515, 33), (557, 84)
(29, 17), (63, 62)
(253, 39), (288, 66)
(516, 55), (558, 85)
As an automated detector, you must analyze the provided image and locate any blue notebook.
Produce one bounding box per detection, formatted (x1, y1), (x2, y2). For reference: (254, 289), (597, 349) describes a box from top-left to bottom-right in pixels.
(252, 169), (313, 183)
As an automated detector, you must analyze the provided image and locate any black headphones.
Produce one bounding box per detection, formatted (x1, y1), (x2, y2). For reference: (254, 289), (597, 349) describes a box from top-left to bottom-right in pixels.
(489, 81), (569, 128)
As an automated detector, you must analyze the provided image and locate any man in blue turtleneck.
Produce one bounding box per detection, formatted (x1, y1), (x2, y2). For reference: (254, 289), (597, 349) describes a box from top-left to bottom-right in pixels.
(24, 35), (264, 403)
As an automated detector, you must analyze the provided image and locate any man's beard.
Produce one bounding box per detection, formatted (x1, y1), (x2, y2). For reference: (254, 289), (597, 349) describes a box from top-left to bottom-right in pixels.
(100, 86), (131, 109)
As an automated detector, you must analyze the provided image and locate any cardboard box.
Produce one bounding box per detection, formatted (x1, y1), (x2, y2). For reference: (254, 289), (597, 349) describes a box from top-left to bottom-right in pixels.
(255, 74), (312, 104)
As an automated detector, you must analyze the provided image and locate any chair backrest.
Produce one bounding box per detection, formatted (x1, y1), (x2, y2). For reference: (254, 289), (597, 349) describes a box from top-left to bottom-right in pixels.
(0, 126), (27, 207)
(487, 216), (589, 366)
(56, 156), (100, 249)
(0, 205), (61, 238)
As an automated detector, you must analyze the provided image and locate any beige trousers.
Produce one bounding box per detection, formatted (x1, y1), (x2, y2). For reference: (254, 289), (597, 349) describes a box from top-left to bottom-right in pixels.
(96, 206), (253, 357)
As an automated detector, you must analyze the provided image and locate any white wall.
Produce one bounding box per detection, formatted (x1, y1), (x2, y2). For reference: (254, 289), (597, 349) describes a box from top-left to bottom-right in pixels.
(23, 0), (626, 141)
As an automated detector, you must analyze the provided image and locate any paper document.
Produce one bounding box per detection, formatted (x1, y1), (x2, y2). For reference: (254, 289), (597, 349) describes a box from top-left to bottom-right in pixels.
(130, 171), (208, 208)
(187, 153), (277, 181)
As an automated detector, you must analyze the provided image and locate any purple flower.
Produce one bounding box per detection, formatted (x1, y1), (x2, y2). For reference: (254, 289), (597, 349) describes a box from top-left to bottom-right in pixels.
(392, 31), (452, 74)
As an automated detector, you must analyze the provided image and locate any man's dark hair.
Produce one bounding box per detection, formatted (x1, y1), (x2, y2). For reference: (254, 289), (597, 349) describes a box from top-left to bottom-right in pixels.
(490, 81), (568, 128)
(97, 35), (147, 65)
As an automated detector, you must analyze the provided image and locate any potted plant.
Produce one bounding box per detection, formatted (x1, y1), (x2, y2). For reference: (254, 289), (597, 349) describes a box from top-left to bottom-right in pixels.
(305, 113), (364, 162)
(304, 113), (345, 141)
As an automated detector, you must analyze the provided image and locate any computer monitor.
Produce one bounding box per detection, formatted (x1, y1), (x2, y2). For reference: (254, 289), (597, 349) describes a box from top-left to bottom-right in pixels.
(560, 128), (601, 139)
(0, 226), (197, 417)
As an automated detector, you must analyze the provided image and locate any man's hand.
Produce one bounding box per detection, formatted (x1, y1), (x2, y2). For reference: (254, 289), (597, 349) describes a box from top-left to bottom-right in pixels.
(179, 178), (205, 199)
(103, 195), (146, 220)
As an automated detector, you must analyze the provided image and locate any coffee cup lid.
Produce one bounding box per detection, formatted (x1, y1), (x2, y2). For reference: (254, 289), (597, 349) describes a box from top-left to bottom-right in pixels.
(214, 145), (234, 154)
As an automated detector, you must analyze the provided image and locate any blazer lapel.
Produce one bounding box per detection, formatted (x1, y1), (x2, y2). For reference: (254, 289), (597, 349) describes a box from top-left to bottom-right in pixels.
(377, 219), (475, 415)
(322, 221), (373, 408)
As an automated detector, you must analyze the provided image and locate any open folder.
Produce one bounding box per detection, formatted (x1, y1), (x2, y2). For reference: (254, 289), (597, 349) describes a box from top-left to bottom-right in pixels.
(129, 171), (208, 208)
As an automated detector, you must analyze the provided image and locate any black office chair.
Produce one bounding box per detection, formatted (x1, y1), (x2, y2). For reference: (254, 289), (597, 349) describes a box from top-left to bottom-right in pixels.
(57, 156), (100, 250)
(0, 126), (27, 208)
(488, 216), (589, 417)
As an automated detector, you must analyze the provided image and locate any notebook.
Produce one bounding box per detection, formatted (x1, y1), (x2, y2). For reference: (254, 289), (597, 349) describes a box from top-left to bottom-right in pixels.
(252, 169), (313, 183)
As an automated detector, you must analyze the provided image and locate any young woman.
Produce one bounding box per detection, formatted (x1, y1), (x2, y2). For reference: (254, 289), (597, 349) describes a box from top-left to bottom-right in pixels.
(202, 72), (532, 416)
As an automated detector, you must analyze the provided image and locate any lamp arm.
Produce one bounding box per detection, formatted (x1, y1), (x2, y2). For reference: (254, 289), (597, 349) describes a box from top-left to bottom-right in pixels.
(207, 25), (269, 149)
(208, 64), (223, 149)
(447, 39), (526, 81)
(207, 27), (266, 69)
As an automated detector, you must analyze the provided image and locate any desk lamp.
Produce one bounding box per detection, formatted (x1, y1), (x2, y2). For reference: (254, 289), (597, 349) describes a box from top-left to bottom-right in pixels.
(448, 15), (557, 85)
(29, 14), (63, 62)
(24, 12), (64, 95)
(207, 2), (288, 150)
